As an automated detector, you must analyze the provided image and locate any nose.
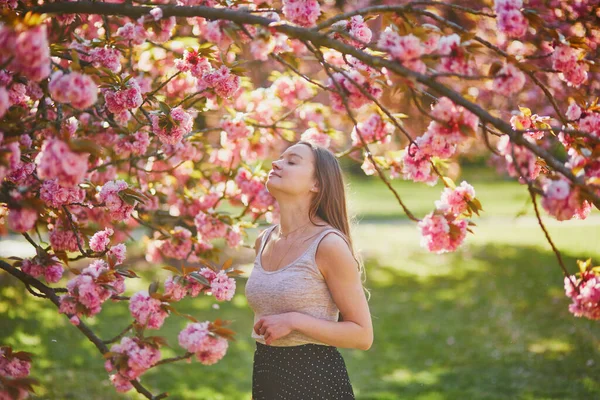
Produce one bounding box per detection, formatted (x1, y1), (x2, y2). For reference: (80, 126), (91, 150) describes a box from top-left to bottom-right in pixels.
(272, 159), (282, 171)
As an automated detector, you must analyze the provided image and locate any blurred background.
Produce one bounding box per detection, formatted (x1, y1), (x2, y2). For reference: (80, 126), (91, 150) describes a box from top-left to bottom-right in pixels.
(2, 162), (600, 400)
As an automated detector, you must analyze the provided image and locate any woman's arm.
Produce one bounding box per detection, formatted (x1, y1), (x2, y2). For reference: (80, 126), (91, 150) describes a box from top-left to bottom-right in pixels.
(293, 233), (373, 350)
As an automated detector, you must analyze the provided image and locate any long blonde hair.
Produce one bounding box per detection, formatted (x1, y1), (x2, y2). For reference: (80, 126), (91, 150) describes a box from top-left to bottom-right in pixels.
(297, 141), (371, 311)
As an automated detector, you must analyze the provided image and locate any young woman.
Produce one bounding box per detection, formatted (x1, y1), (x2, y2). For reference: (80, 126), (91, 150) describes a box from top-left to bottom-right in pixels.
(245, 140), (373, 399)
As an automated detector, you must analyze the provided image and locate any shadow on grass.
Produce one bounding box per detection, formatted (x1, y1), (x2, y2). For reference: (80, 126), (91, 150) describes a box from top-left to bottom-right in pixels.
(1, 243), (600, 399)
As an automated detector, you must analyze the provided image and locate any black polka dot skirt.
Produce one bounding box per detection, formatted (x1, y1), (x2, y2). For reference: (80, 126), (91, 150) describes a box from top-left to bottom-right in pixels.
(252, 341), (355, 399)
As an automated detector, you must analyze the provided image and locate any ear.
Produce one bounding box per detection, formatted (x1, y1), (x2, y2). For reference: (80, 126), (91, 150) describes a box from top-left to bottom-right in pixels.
(310, 184), (319, 193)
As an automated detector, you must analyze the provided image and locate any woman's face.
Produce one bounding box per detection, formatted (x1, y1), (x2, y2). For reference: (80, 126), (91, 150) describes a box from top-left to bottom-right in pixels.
(266, 143), (318, 197)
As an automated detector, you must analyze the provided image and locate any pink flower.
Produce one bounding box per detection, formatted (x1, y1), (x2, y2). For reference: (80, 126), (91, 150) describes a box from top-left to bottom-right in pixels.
(565, 271), (600, 320)
(129, 291), (169, 329)
(203, 66), (241, 98)
(35, 138), (89, 187)
(40, 179), (86, 208)
(48, 71), (98, 110)
(59, 260), (125, 319)
(11, 24), (51, 82)
(418, 212), (468, 253)
(300, 127), (331, 148)
(436, 34), (473, 75)
(178, 321), (229, 365)
(107, 336), (161, 388)
(150, 7), (163, 21)
(0, 86), (8, 118)
(8, 207), (38, 233)
(175, 49), (212, 78)
(435, 181), (476, 215)
(401, 143), (438, 185)
(151, 106), (194, 145)
(21, 253), (64, 285)
(0, 348), (31, 378)
(221, 113), (254, 142)
(98, 180), (135, 221)
(378, 28), (426, 73)
(496, 135), (541, 183)
(45, 263), (64, 283)
(104, 79), (143, 115)
(327, 70), (382, 112)
(164, 275), (187, 301)
(194, 212), (229, 242)
(210, 271), (236, 301)
(282, 0), (321, 27)
(116, 22), (147, 45)
(566, 102), (582, 121)
(494, 0), (528, 38)
(108, 243), (127, 265)
(492, 63), (526, 96)
(541, 178), (591, 221)
(89, 47), (122, 73)
(332, 15), (372, 48)
(551, 45), (588, 87)
(351, 113), (394, 147)
(155, 226), (193, 260)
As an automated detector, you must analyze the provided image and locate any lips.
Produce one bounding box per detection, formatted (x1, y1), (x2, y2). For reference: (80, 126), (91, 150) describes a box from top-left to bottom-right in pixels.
(269, 171), (280, 178)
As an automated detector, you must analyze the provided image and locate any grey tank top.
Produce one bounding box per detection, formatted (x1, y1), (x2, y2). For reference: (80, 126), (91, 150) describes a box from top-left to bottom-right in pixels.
(245, 224), (350, 347)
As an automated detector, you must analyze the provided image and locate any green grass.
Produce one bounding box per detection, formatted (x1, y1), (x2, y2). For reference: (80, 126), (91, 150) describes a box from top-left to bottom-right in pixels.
(2, 169), (600, 399)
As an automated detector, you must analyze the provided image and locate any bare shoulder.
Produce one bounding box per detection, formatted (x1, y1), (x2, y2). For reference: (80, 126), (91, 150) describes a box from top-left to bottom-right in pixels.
(315, 230), (357, 278)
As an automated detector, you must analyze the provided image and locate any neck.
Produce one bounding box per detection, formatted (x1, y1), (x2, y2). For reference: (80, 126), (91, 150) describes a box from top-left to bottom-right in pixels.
(277, 200), (320, 236)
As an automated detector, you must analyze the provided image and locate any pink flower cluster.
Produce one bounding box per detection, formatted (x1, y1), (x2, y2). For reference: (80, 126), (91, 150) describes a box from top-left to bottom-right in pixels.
(282, 0), (321, 27)
(494, 0), (528, 38)
(0, 24), (51, 82)
(59, 260), (126, 324)
(89, 227), (114, 252)
(49, 216), (83, 252)
(194, 212), (228, 241)
(104, 79), (143, 120)
(20, 254), (64, 284)
(565, 271), (600, 320)
(327, 70), (383, 112)
(8, 208), (38, 233)
(178, 321), (229, 365)
(332, 16), (372, 48)
(300, 127), (331, 148)
(48, 71), (98, 110)
(541, 178), (591, 221)
(0, 86), (8, 118)
(151, 106), (194, 146)
(98, 180), (136, 221)
(202, 66), (241, 98)
(221, 113), (254, 143)
(0, 348), (31, 380)
(114, 130), (150, 157)
(234, 168), (276, 214)
(510, 112), (545, 140)
(401, 97), (478, 184)
(351, 113), (394, 147)
(496, 135), (541, 183)
(35, 138), (89, 187)
(40, 179), (86, 209)
(175, 49), (212, 78)
(551, 44), (589, 87)
(105, 337), (161, 392)
(116, 22), (147, 45)
(492, 63), (526, 96)
(271, 75), (315, 109)
(129, 290), (169, 329)
(418, 212), (468, 253)
(378, 28), (426, 73)
(436, 34), (473, 76)
(0, 345), (33, 400)
(156, 226), (194, 260)
(203, 268), (236, 301)
(434, 181), (476, 215)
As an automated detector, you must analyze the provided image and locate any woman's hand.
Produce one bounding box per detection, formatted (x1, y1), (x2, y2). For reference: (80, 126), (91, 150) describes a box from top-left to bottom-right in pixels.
(254, 312), (297, 345)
